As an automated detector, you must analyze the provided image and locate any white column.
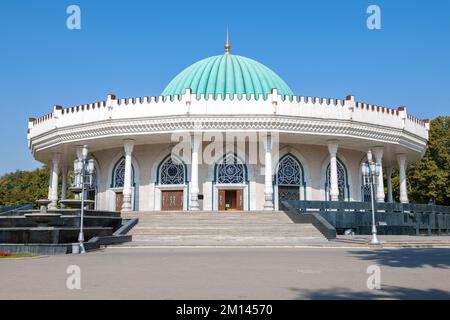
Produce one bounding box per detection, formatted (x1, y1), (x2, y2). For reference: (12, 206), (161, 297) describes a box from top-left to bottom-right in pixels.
(264, 133), (274, 210)
(190, 133), (201, 211)
(49, 153), (60, 210)
(373, 147), (385, 202)
(397, 154), (409, 203)
(386, 167), (393, 203)
(60, 163), (68, 208)
(75, 146), (83, 188)
(122, 140), (135, 211)
(328, 141), (339, 201)
(72, 146), (84, 199)
(47, 164), (53, 202)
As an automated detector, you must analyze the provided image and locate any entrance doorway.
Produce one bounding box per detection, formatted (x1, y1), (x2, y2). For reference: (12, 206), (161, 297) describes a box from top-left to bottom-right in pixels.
(278, 186), (300, 210)
(219, 189), (244, 211)
(87, 189), (96, 209)
(115, 192), (124, 211)
(161, 190), (184, 211)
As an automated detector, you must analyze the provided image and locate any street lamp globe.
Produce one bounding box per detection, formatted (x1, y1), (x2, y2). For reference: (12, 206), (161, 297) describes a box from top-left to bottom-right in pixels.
(362, 149), (380, 245)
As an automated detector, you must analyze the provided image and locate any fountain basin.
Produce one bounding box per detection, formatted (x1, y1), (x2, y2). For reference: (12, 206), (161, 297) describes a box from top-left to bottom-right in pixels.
(36, 199), (51, 213)
(0, 227), (113, 244)
(59, 199), (94, 209)
(24, 213), (62, 227)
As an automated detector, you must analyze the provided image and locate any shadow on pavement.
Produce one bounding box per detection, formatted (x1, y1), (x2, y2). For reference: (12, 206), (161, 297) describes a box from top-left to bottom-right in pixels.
(290, 285), (450, 300)
(349, 248), (450, 269)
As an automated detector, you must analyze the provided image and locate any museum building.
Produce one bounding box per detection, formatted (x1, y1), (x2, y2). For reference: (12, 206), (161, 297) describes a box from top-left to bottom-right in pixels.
(27, 39), (429, 212)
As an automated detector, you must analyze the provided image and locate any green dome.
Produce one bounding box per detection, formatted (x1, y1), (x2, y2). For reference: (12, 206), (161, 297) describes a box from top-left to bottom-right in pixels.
(161, 54), (294, 100)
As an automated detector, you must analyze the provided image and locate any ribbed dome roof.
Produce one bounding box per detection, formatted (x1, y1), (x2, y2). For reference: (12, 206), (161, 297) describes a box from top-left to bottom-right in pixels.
(161, 54), (293, 99)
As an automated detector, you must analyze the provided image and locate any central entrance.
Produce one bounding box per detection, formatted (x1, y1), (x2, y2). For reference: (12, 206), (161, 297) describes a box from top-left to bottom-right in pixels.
(161, 190), (184, 211)
(219, 189), (244, 211)
(278, 186), (300, 210)
(115, 192), (124, 212)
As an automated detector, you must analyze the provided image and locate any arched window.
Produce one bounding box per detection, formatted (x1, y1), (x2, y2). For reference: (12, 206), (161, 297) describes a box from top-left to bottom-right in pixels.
(276, 154), (306, 204)
(158, 155), (186, 185)
(88, 167), (98, 190)
(361, 180), (372, 202)
(276, 154), (303, 186)
(215, 153), (246, 184)
(87, 166), (98, 205)
(325, 159), (349, 201)
(111, 157), (135, 188)
(360, 157), (372, 202)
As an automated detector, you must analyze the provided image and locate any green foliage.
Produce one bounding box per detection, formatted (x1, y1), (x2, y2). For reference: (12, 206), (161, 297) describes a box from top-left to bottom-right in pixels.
(0, 166), (50, 206)
(406, 116), (450, 205)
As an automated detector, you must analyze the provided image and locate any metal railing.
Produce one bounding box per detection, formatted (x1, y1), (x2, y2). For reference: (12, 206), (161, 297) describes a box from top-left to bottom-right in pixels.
(287, 200), (450, 214)
(284, 200), (450, 235)
(0, 202), (33, 216)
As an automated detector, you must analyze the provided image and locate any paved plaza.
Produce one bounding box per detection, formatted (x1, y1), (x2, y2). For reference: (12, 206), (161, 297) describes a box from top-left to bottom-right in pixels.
(1, 247), (449, 300)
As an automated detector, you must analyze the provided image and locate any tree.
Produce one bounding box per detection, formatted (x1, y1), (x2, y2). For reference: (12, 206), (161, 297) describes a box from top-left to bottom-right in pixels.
(0, 166), (50, 206)
(0, 165), (74, 207)
(392, 116), (450, 205)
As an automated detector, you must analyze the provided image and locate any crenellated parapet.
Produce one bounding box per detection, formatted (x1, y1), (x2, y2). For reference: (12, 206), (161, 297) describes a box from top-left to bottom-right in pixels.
(29, 90), (428, 126)
(27, 89), (429, 157)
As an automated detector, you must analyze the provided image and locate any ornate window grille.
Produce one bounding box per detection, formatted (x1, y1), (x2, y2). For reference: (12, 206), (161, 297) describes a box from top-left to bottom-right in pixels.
(112, 157), (134, 188)
(326, 159), (349, 201)
(276, 155), (302, 186)
(216, 153), (246, 184)
(85, 167), (97, 189)
(361, 182), (372, 202)
(360, 161), (378, 202)
(159, 156), (186, 185)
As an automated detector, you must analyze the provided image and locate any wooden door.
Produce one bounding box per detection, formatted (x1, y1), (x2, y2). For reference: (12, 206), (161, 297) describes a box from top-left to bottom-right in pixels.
(225, 190), (236, 210)
(116, 192), (124, 211)
(218, 189), (226, 211)
(278, 186), (300, 210)
(161, 190), (183, 211)
(236, 189), (244, 211)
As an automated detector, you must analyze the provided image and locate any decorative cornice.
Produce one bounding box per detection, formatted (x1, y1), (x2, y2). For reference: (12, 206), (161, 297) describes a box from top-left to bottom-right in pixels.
(29, 115), (427, 156)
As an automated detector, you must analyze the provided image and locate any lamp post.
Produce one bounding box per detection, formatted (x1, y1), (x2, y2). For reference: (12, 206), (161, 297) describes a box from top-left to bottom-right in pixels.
(361, 150), (381, 245)
(76, 145), (95, 254)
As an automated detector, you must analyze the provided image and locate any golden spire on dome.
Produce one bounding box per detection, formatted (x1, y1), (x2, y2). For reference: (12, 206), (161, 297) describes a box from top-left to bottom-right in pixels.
(225, 29), (231, 55)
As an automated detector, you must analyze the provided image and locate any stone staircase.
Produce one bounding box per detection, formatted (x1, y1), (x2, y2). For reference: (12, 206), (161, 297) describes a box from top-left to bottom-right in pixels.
(120, 211), (328, 246)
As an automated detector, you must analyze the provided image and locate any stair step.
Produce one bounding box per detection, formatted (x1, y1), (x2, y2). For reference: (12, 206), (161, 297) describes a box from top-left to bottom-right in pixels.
(120, 211), (327, 244)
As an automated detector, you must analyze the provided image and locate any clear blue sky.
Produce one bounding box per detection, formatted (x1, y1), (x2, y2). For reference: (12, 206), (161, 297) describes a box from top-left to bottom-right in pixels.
(0, 0), (449, 174)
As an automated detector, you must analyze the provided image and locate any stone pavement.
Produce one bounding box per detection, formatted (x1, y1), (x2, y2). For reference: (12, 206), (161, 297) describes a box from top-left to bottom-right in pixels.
(336, 235), (450, 248)
(1, 247), (449, 299)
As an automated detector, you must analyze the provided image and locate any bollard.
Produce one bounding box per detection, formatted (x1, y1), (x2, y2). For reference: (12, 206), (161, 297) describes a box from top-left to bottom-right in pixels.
(72, 243), (80, 254)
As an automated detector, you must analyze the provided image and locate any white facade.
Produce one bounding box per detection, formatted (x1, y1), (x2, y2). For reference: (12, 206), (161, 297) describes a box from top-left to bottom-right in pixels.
(28, 90), (429, 212)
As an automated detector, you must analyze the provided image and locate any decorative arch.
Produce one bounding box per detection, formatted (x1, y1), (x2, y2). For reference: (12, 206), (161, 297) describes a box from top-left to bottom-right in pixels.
(150, 148), (191, 211)
(275, 154), (305, 186)
(274, 153), (307, 204)
(86, 156), (101, 209)
(324, 158), (350, 201)
(157, 154), (187, 185)
(111, 157), (135, 188)
(206, 145), (253, 211)
(277, 147), (312, 199)
(105, 152), (140, 211)
(206, 143), (255, 182)
(359, 155), (372, 202)
(214, 153), (248, 184)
